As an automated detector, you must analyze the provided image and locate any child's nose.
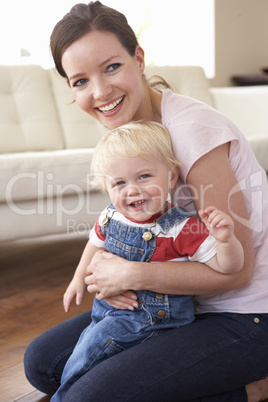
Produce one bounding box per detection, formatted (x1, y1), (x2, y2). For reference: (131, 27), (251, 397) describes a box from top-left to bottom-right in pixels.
(125, 183), (141, 197)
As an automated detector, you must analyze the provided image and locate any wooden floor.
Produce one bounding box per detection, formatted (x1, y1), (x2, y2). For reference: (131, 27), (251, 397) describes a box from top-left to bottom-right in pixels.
(0, 235), (93, 402)
(2, 236), (268, 402)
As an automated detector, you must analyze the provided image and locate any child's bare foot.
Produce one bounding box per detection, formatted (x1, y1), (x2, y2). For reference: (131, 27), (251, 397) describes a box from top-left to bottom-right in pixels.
(246, 377), (268, 402)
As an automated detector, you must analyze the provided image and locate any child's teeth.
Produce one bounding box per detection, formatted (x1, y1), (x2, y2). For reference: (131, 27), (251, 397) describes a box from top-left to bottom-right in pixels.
(133, 200), (145, 205)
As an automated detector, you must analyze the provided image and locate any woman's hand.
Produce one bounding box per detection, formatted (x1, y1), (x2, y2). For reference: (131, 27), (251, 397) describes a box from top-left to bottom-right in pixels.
(104, 291), (139, 310)
(84, 250), (139, 309)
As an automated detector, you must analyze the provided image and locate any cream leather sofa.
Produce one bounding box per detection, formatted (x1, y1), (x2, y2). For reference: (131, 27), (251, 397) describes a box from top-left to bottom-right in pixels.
(1, 64), (268, 243)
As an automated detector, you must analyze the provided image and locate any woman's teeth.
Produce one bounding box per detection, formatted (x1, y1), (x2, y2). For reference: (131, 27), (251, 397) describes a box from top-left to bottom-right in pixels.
(98, 96), (124, 113)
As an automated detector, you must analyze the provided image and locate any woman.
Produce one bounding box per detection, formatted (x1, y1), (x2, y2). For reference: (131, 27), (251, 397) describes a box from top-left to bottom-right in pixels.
(24, 2), (268, 401)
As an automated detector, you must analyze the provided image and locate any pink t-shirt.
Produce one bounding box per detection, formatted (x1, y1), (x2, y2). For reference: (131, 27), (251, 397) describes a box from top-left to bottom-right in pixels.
(161, 89), (268, 313)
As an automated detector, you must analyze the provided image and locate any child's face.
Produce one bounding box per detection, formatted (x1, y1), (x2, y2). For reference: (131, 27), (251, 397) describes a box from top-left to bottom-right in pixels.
(105, 154), (178, 221)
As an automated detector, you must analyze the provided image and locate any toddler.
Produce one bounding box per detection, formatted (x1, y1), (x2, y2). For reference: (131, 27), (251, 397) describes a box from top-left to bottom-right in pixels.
(52, 121), (244, 401)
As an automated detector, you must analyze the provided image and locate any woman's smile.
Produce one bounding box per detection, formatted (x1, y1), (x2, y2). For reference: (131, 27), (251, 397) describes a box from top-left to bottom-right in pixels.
(62, 30), (147, 129)
(96, 95), (125, 115)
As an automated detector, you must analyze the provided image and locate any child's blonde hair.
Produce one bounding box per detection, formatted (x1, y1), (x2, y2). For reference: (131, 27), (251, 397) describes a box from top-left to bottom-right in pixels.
(90, 121), (181, 192)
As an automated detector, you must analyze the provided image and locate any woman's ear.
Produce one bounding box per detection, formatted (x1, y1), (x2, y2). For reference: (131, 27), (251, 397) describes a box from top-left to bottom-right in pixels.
(135, 46), (145, 73)
(169, 166), (179, 190)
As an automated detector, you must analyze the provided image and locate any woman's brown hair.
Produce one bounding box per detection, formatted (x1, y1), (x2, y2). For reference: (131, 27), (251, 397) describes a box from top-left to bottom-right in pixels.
(50, 1), (139, 79)
(50, 1), (170, 90)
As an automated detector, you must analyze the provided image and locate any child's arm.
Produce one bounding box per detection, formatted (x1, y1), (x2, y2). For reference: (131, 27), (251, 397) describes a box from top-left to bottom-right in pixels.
(199, 206), (244, 274)
(63, 240), (104, 312)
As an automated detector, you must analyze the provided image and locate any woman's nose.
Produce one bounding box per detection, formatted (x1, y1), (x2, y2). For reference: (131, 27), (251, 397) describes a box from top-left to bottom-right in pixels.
(92, 78), (112, 100)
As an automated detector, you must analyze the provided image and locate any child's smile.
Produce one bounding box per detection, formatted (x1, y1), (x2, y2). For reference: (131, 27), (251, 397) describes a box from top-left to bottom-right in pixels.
(105, 154), (178, 221)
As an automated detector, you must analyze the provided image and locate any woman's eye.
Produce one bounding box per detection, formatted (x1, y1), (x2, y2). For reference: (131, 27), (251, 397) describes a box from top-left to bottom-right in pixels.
(73, 78), (87, 87)
(107, 63), (121, 73)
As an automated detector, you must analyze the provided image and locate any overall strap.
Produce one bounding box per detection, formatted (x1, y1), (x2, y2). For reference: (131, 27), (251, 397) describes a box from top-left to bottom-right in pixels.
(156, 206), (195, 232)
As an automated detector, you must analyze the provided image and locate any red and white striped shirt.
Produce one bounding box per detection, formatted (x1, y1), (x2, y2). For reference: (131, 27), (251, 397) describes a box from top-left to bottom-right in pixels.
(90, 206), (216, 264)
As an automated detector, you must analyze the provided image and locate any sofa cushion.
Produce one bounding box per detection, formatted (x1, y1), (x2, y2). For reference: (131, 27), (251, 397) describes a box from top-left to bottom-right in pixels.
(0, 190), (110, 242)
(0, 148), (96, 203)
(145, 65), (215, 107)
(0, 65), (64, 153)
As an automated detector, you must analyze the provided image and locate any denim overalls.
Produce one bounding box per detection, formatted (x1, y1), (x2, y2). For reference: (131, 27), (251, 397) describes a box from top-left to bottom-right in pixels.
(52, 205), (195, 402)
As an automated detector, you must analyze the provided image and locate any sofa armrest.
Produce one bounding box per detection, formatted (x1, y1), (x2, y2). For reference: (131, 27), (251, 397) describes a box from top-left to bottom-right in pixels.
(210, 86), (268, 172)
(210, 86), (268, 139)
(246, 136), (268, 172)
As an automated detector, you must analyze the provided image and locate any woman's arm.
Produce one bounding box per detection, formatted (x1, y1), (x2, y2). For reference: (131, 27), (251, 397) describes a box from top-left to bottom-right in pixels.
(185, 143), (254, 286)
(85, 143), (254, 302)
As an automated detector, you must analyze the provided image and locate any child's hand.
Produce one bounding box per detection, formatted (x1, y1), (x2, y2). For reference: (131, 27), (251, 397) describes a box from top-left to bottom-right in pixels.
(199, 206), (235, 243)
(63, 277), (87, 313)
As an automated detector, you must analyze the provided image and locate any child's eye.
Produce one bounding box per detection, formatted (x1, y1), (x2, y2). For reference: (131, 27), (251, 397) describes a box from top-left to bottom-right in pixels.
(114, 180), (125, 187)
(140, 174), (150, 180)
(107, 63), (121, 73)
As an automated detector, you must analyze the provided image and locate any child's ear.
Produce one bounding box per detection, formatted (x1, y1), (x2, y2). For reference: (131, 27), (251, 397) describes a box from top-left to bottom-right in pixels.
(169, 166), (179, 189)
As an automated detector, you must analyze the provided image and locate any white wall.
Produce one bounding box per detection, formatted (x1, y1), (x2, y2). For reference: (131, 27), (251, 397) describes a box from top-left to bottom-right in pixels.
(211, 0), (268, 86)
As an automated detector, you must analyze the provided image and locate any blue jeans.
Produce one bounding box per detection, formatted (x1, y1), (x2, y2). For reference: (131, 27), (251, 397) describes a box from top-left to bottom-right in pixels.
(51, 289), (194, 401)
(24, 311), (268, 401)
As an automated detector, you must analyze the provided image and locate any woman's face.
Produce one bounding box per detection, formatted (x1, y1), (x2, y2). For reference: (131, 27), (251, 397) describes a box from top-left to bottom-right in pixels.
(62, 30), (147, 129)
